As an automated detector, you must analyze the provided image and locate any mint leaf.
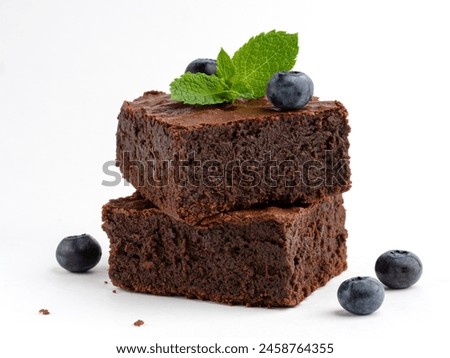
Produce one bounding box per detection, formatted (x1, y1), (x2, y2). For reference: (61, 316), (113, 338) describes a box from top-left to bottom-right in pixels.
(170, 72), (236, 105)
(229, 80), (254, 99)
(170, 30), (299, 105)
(216, 48), (255, 98)
(231, 30), (298, 98)
(216, 48), (235, 82)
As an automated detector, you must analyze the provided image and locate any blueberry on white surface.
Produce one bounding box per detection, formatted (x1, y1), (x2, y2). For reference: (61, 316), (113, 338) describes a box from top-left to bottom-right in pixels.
(185, 58), (217, 75)
(56, 234), (102, 273)
(266, 71), (314, 110)
(375, 250), (423, 289)
(337, 276), (385, 315)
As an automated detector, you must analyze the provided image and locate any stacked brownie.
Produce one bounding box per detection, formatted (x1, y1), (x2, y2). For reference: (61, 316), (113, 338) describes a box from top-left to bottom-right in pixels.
(102, 91), (351, 307)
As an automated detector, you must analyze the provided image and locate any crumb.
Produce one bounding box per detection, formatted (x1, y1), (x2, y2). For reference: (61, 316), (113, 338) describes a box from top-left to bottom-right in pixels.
(39, 309), (50, 315)
(112, 289), (117, 294)
(104, 281), (108, 284)
(133, 319), (144, 327)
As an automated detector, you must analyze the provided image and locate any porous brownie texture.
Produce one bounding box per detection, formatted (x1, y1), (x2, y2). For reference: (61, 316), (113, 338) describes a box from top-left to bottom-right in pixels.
(116, 91), (351, 224)
(102, 193), (348, 307)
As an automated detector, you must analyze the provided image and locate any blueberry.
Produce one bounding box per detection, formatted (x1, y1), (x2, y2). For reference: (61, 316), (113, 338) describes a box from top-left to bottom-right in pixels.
(337, 276), (385, 315)
(266, 71), (314, 110)
(375, 250), (423, 289)
(56, 234), (102, 273)
(185, 58), (217, 75)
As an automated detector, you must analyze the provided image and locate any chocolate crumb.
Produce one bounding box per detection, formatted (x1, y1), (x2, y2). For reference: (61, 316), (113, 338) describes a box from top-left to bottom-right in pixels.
(39, 309), (50, 315)
(133, 319), (144, 327)
(112, 289), (117, 294)
(104, 281), (108, 284)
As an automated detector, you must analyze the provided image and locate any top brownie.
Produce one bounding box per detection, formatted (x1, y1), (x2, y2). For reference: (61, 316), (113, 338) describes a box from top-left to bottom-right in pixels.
(116, 91), (351, 224)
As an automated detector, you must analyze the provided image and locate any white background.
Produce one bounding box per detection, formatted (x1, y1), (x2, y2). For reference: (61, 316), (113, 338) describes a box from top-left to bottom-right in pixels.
(1, 0), (449, 357)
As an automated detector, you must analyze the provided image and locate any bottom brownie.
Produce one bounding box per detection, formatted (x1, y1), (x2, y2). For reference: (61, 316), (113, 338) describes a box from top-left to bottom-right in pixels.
(102, 193), (347, 307)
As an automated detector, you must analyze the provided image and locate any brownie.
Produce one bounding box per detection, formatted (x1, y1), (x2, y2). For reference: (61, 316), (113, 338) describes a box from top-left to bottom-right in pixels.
(116, 91), (351, 223)
(102, 192), (347, 307)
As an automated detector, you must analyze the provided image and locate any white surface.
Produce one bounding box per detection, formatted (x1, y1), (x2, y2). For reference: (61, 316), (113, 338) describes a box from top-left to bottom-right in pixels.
(1, 0), (449, 357)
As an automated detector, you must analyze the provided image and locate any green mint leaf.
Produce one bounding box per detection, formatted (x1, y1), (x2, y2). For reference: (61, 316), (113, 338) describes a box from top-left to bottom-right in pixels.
(229, 80), (254, 99)
(231, 30), (298, 98)
(216, 48), (236, 82)
(169, 30), (299, 105)
(217, 48), (255, 98)
(170, 72), (235, 105)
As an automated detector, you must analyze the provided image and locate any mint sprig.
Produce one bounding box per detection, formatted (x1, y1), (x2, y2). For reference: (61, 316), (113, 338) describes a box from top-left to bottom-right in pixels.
(170, 30), (299, 105)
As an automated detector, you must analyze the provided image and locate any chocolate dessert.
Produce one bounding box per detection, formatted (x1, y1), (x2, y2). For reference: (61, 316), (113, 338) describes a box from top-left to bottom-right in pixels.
(102, 192), (347, 307)
(116, 91), (351, 224)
